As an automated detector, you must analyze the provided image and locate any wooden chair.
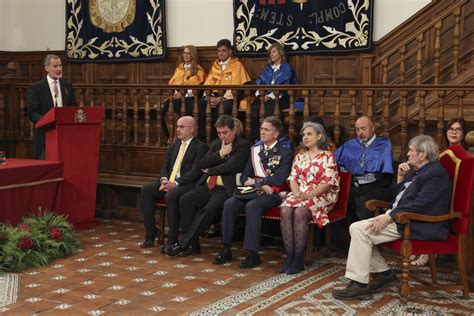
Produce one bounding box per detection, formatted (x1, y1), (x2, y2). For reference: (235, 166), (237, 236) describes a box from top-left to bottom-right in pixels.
(366, 144), (474, 303)
(155, 200), (167, 245)
(259, 171), (351, 265)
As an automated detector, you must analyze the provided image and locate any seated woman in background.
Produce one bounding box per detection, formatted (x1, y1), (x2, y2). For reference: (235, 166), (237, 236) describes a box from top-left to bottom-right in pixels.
(295, 116), (339, 154)
(162, 45), (206, 138)
(411, 117), (469, 267)
(279, 122), (340, 274)
(251, 43), (299, 139)
(443, 117), (468, 150)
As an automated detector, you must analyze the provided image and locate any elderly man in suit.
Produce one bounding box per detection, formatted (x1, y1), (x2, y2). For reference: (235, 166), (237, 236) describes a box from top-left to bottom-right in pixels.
(166, 115), (251, 256)
(139, 116), (208, 249)
(213, 116), (293, 268)
(27, 54), (78, 159)
(332, 135), (452, 300)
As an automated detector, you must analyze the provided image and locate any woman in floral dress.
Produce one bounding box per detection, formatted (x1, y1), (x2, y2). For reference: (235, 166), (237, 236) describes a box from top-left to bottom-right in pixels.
(279, 122), (340, 274)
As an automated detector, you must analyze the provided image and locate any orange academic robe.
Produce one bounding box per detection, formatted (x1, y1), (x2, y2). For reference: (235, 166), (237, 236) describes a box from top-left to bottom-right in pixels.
(204, 57), (251, 99)
(168, 63), (206, 85)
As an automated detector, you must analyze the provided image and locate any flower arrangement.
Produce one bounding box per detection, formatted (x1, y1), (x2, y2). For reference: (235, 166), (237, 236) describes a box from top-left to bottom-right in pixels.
(0, 211), (80, 272)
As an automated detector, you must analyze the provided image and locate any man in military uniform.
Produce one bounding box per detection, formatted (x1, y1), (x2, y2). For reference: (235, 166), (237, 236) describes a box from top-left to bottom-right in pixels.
(213, 116), (293, 268)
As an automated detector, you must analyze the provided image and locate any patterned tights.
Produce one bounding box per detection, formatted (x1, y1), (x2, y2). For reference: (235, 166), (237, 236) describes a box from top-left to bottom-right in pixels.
(280, 206), (310, 267)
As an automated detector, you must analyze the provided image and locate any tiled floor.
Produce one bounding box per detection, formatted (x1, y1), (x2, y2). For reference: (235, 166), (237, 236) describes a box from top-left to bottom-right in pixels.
(2, 219), (294, 315)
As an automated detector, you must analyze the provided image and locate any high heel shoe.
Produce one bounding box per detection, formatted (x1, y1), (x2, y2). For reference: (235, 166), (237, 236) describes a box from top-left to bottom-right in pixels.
(410, 254), (429, 266)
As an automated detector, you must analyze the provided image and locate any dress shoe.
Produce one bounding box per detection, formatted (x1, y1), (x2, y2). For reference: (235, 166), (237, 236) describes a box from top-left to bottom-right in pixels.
(178, 244), (201, 257)
(140, 228), (160, 248)
(165, 243), (182, 257)
(332, 281), (373, 300)
(240, 252), (261, 269)
(212, 247), (233, 265)
(159, 239), (177, 254)
(369, 271), (399, 293)
(278, 254), (293, 273)
(285, 257), (304, 275)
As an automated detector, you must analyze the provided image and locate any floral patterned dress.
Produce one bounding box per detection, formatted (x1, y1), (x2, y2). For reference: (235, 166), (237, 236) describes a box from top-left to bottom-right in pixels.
(281, 151), (340, 227)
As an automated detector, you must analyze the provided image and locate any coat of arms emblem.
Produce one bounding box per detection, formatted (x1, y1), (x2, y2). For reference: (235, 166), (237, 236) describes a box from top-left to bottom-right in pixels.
(74, 108), (87, 123)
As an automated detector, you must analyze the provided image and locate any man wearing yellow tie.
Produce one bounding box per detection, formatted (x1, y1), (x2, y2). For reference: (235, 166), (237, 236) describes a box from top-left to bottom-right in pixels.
(166, 115), (250, 257)
(139, 116), (208, 250)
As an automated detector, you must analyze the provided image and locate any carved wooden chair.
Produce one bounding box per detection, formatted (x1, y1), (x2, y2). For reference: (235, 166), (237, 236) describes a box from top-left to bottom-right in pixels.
(366, 144), (473, 303)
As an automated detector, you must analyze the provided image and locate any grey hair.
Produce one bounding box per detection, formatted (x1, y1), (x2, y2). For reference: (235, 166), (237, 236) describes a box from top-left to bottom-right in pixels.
(44, 54), (60, 66)
(409, 135), (439, 162)
(300, 122), (328, 150)
(263, 116), (283, 134)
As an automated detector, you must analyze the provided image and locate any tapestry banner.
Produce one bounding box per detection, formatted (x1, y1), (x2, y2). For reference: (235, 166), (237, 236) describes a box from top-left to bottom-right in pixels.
(65, 0), (166, 63)
(233, 0), (373, 56)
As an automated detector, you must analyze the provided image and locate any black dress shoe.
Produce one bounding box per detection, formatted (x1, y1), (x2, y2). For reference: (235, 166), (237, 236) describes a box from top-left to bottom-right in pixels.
(240, 252), (261, 269)
(332, 281), (373, 300)
(285, 257), (304, 275)
(369, 271), (399, 293)
(140, 228), (160, 248)
(178, 244), (201, 257)
(160, 239), (177, 254)
(165, 243), (182, 257)
(212, 247), (233, 265)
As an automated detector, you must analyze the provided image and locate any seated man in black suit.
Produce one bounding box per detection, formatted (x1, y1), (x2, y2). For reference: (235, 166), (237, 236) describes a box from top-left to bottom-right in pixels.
(139, 116), (208, 249)
(166, 115), (251, 256)
(332, 135), (452, 301)
(27, 54), (78, 159)
(213, 116), (293, 268)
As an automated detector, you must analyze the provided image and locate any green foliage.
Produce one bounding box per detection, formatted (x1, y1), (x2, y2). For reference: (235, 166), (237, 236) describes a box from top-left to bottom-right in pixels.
(0, 211), (80, 272)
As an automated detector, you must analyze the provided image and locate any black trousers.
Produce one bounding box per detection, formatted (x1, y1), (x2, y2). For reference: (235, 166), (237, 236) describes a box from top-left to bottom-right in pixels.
(197, 98), (234, 141)
(178, 184), (230, 248)
(348, 177), (393, 223)
(140, 181), (195, 241)
(221, 194), (281, 253)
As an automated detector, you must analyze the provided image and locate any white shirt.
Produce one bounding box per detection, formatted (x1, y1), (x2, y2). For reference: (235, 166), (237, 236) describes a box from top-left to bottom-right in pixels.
(47, 75), (63, 107)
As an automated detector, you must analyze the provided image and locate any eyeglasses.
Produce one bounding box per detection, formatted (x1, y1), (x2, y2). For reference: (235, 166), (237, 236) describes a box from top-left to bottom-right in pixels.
(447, 127), (462, 133)
(176, 125), (193, 129)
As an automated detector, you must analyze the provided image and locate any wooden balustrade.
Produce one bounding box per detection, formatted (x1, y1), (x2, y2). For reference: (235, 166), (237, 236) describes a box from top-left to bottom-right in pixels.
(2, 84), (473, 161)
(372, 1), (471, 86)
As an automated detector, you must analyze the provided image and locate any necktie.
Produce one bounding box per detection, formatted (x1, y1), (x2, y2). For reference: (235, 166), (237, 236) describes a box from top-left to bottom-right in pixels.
(207, 175), (217, 190)
(169, 142), (187, 182)
(53, 80), (59, 106)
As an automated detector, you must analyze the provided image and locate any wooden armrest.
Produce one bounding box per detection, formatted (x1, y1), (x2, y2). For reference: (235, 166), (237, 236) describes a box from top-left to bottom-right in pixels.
(365, 199), (391, 212)
(394, 211), (462, 224)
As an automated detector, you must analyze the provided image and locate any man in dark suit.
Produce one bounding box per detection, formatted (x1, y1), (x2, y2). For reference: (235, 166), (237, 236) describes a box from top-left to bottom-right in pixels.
(213, 116), (293, 268)
(332, 135), (452, 301)
(27, 54), (78, 159)
(166, 115), (251, 256)
(140, 116), (208, 249)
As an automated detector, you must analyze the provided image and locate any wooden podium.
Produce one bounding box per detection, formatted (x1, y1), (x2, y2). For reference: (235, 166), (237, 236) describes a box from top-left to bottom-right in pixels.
(36, 107), (104, 227)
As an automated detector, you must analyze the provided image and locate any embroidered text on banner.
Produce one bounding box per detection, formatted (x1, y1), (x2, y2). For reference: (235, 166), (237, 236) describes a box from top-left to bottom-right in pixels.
(233, 0), (373, 56)
(65, 0), (167, 63)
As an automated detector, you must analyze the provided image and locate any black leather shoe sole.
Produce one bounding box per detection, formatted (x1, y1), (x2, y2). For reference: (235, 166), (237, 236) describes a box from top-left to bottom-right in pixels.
(332, 291), (373, 300)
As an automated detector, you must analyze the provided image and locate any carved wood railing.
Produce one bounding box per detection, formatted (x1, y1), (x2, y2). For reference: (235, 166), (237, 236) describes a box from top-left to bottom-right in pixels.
(373, 0), (472, 86)
(2, 83), (473, 161)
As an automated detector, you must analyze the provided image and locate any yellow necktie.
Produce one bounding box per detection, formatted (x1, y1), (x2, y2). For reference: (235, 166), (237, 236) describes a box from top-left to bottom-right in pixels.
(169, 142), (187, 182)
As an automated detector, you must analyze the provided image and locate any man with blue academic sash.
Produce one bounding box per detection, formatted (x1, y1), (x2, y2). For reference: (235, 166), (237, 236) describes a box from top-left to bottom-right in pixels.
(334, 116), (393, 222)
(213, 116), (293, 269)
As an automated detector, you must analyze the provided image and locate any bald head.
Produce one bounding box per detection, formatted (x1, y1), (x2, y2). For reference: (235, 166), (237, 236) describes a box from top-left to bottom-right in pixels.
(355, 116), (375, 143)
(176, 116), (196, 141)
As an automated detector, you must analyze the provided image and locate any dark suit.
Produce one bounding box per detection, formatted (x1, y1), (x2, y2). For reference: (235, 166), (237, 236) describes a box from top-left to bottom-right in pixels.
(221, 140), (293, 252)
(389, 161), (452, 240)
(27, 77), (77, 159)
(140, 137), (208, 241)
(177, 136), (251, 249)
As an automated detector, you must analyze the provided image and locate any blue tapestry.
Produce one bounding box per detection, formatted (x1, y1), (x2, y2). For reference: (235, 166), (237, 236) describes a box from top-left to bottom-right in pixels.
(65, 0), (166, 63)
(233, 0), (373, 56)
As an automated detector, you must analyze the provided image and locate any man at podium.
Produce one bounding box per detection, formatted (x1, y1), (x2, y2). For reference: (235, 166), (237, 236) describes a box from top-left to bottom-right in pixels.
(27, 54), (77, 159)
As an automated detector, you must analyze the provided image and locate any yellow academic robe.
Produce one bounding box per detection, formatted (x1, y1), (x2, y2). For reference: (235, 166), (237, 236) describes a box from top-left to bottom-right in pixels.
(204, 57), (251, 99)
(168, 64), (206, 85)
